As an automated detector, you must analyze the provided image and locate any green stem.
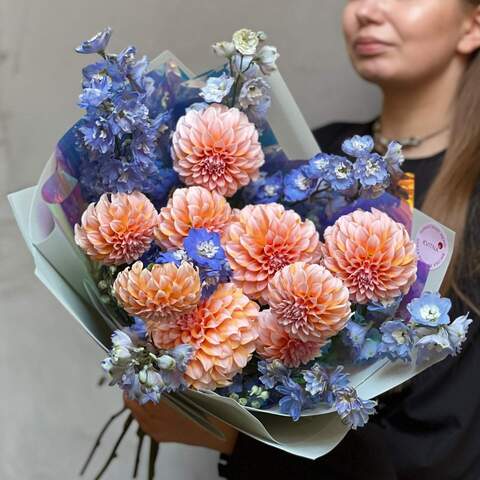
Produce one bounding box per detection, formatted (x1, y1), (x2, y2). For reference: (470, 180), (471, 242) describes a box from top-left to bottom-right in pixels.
(79, 406), (127, 476)
(133, 427), (145, 478)
(93, 413), (134, 480)
(148, 437), (160, 480)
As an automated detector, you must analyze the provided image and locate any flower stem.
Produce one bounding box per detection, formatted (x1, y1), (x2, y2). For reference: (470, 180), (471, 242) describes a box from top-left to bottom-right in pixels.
(93, 413), (134, 480)
(79, 406), (127, 476)
(133, 426), (146, 478)
(148, 437), (160, 480)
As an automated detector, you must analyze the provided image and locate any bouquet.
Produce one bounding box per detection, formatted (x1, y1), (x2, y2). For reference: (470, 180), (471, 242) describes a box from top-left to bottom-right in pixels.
(8, 26), (472, 478)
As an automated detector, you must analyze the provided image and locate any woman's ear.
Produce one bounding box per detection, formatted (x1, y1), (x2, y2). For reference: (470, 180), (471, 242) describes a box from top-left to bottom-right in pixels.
(458, 5), (480, 54)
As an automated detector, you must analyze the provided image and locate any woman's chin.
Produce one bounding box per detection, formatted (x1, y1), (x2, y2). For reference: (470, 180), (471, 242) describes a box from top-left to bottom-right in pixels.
(353, 60), (400, 86)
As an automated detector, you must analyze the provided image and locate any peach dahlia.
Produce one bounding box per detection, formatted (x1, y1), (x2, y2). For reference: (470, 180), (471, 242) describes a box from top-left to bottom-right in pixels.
(151, 283), (259, 390)
(171, 104), (264, 197)
(322, 208), (417, 304)
(154, 186), (232, 250)
(222, 203), (321, 302)
(74, 191), (157, 265)
(266, 262), (351, 344)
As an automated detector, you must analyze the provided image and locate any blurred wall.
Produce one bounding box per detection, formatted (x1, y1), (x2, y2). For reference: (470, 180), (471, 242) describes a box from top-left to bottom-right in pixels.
(0, 1), (380, 479)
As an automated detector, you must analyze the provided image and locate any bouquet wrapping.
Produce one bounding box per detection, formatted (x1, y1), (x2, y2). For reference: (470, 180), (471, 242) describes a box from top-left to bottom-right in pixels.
(9, 27), (471, 464)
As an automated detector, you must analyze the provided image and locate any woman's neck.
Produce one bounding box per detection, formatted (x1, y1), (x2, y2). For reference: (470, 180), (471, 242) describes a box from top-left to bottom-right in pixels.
(379, 62), (466, 159)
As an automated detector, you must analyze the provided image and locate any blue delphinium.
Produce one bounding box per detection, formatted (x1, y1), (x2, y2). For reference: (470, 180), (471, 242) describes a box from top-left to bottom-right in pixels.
(307, 152), (331, 179)
(333, 386), (377, 430)
(155, 249), (189, 267)
(407, 292), (452, 327)
(415, 328), (453, 365)
(341, 135), (374, 158)
(184, 228), (226, 269)
(76, 27), (112, 55)
(78, 75), (112, 109)
(343, 321), (382, 363)
(325, 155), (355, 191)
(276, 377), (307, 421)
(200, 73), (235, 103)
(343, 320), (371, 352)
(302, 363), (329, 396)
(446, 314), (472, 354)
(366, 297), (402, 321)
(378, 320), (415, 362)
(78, 118), (115, 154)
(243, 171), (284, 204)
(353, 153), (389, 189)
(75, 30), (174, 206)
(384, 140), (405, 180)
(102, 318), (194, 404)
(284, 166), (316, 202)
(258, 360), (289, 389)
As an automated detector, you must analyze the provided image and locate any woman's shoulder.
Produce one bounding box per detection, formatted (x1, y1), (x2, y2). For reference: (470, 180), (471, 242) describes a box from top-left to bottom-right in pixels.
(312, 120), (375, 155)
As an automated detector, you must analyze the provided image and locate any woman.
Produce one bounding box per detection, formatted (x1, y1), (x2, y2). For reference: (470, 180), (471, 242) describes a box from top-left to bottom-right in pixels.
(127, 1), (480, 478)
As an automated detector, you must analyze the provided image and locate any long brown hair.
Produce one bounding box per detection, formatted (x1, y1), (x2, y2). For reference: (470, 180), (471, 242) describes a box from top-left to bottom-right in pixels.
(422, 1), (480, 313)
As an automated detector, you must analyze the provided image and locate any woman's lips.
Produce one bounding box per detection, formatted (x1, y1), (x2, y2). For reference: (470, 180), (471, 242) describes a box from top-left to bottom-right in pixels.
(353, 38), (392, 56)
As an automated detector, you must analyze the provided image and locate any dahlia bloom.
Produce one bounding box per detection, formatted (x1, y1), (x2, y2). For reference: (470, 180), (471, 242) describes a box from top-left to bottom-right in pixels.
(75, 191), (157, 265)
(171, 104), (264, 197)
(222, 203), (321, 302)
(322, 208), (417, 304)
(266, 262), (351, 343)
(113, 261), (201, 322)
(155, 186), (232, 250)
(151, 283), (259, 390)
(256, 309), (321, 368)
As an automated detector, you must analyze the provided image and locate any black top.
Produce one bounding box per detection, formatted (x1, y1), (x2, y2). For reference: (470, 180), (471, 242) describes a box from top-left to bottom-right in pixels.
(220, 121), (480, 480)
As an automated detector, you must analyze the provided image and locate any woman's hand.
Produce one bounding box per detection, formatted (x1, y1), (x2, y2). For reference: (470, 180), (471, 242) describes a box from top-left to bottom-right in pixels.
(124, 395), (238, 455)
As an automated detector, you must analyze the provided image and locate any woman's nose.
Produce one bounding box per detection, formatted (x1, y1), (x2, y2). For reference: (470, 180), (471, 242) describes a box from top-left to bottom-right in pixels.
(355, 0), (386, 26)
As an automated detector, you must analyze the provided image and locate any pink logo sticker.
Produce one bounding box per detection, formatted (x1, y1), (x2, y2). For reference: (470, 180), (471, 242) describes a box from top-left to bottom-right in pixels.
(415, 224), (448, 270)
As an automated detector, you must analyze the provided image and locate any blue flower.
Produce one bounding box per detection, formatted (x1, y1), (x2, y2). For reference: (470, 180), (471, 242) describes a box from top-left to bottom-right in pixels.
(82, 60), (125, 88)
(384, 141), (405, 179)
(243, 172), (283, 204)
(127, 317), (148, 342)
(325, 156), (355, 191)
(110, 91), (149, 134)
(276, 377), (306, 421)
(407, 292), (452, 327)
(197, 262), (232, 300)
(284, 166), (316, 202)
(343, 320), (370, 352)
(258, 359), (289, 389)
(357, 332), (381, 362)
(110, 330), (134, 365)
(446, 314), (472, 354)
(200, 73), (235, 103)
(76, 27), (112, 55)
(378, 320), (415, 362)
(186, 102), (210, 113)
(307, 153), (331, 179)
(353, 153), (389, 188)
(184, 228), (226, 270)
(303, 363), (329, 396)
(155, 249), (189, 267)
(415, 328), (453, 365)
(78, 75), (112, 110)
(323, 366), (350, 404)
(78, 117), (115, 154)
(333, 387), (377, 429)
(366, 297), (402, 321)
(239, 77), (271, 109)
(341, 135), (374, 158)
(159, 344), (195, 392)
